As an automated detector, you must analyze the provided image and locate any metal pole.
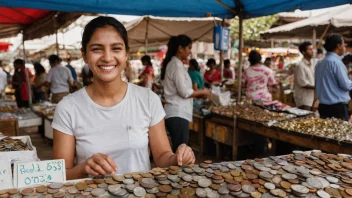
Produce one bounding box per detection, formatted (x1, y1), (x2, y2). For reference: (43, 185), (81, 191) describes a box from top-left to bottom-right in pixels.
(145, 17), (149, 55)
(313, 27), (317, 65)
(22, 31), (26, 61)
(271, 39), (274, 48)
(220, 19), (225, 81)
(54, 15), (59, 55)
(236, 12), (244, 103)
(22, 31), (32, 106)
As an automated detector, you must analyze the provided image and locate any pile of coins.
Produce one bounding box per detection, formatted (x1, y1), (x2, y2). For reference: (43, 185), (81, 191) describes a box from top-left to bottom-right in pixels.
(2, 151), (352, 197)
(274, 117), (352, 142)
(212, 104), (294, 123)
(0, 137), (32, 152)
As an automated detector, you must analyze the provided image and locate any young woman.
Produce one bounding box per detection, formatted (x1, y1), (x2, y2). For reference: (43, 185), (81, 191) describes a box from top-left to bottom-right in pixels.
(203, 58), (221, 87)
(161, 35), (210, 152)
(138, 55), (154, 89)
(188, 59), (204, 91)
(52, 16), (195, 180)
(33, 62), (47, 102)
(242, 50), (277, 102)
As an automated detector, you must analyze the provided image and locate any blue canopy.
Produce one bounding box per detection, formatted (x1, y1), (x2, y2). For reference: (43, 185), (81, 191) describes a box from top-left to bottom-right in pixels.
(0, 0), (350, 18)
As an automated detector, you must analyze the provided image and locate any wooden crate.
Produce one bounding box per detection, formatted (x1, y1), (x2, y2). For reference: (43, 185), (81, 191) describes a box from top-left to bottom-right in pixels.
(0, 118), (19, 136)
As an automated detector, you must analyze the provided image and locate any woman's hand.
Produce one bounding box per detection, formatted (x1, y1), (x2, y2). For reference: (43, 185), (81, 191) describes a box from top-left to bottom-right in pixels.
(84, 153), (118, 177)
(175, 144), (195, 166)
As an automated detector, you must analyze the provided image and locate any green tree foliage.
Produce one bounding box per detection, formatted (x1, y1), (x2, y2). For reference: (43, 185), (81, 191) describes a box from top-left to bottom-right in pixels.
(230, 15), (279, 41)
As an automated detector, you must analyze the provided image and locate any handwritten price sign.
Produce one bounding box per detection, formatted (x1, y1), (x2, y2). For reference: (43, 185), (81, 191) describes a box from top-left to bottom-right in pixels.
(14, 159), (66, 188)
(0, 160), (13, 190)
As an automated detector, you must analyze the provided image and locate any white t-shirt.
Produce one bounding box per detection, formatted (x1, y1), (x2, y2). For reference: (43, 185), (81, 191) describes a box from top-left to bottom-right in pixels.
(52, 83), (165, 174)
(46, 65), (73, 94)
(0, 69), (7, 92)
(163, 56), (194, 122)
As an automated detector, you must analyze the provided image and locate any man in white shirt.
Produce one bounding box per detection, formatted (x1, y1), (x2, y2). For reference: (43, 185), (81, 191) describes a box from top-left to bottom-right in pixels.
(0, 64), (7, 98)
(294, 42), (315, 110)
(45, 55), (73, 104)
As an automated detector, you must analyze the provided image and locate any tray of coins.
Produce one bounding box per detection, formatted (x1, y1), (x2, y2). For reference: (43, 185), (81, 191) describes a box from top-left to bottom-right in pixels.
(273, 117), (352, 145)
(0, 136), (38, 162)
(1, 150), (352, 197)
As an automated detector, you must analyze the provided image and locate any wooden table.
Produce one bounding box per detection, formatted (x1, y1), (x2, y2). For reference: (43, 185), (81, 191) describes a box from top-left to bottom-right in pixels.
(205, 114), (253, 160)
(189, 114), (207, 153)
(0, 118), (19, 136)
(237, 117), (352, 155)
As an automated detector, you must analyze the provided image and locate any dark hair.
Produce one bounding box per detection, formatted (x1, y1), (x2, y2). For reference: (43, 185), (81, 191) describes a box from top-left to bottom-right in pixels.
(33, 62), (45, 76)
(342, 54), (352, 65)
(317, 48), (323, 54)
(264, 57), (271, 62)
(324, 34), (343, 52)
(298, 41), (312, 54)
(82, 16), (129, 54)
(48, 55), (62, 65)
(67, 58), (71, 62)
(141, 55), (152, 66)
(161, 35), (192, 80)
(224, 59), (230, 66)
(189, 59), (199, 71)
(14, 59), (25, 65)
(248, 50), (262, 65)
(206, 58), (216, 67)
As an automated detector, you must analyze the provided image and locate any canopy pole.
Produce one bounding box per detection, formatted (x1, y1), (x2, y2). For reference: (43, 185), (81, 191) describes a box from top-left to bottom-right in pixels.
(220, 19), (225, 81)
(145, 17), (149, 55)
(271, 39), (274, 48)
(236, 12), (244, 103)
(54, 14), (59, 56)
(22, 30), (32, 106)
(312, 27), (317, 65)
(22, 31), (26, 61)
(317, 23), (331, 49)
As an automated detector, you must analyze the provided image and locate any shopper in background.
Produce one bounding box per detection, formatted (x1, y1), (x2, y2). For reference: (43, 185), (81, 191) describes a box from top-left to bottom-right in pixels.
(294, 42), (315, 110)
(162, 34), (210, 152)
(65, 58), (78, 92)
(13, 59), (30, 108)
(203, 58), (221, 87)
(242, 50), (277, 102)
(138, 55), (154, 89)
(33, 62), (47, 102)
(53, 17), (195, 179)
(277, 56), (285, 70)
(45, 55), (73, 104)
(0, 62), (7, 98)
(316, 48), (324, 60)
(188, 59), (204, 91)
(223, 59), (233, 79)
(315, 34), (351, 121)
(264, 57), (272, 68)
(81, 64), (93, 86)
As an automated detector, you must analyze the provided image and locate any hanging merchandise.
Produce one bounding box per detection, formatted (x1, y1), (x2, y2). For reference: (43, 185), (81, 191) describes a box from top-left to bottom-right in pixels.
(213, 26), (230, 51)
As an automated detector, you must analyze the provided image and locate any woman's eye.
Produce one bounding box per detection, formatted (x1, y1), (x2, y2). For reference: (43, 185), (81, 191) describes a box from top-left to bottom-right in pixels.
(113, 48), (122, 51)
(92, 48), (102, 51)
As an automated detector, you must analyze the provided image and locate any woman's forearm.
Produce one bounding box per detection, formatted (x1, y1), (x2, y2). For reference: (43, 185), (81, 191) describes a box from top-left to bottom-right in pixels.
(154, 151), (177, 168)
(66, 162), (87, 180)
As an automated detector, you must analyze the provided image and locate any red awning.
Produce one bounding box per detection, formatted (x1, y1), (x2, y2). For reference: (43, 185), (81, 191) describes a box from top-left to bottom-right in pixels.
(0, 7), (50, 24)
(0, 42), (12, 52)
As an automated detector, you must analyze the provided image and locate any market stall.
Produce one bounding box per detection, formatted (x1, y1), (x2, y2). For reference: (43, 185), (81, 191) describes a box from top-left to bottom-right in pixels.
(31, 102), (56, 140)
(1, 150), (352, 198)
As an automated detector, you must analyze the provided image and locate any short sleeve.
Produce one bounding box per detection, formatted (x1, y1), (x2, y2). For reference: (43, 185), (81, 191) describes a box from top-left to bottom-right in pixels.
(268, 69), (277, 85)
(52, 98), (74, 136)
(46, 70), (53, 82)
(148, 90), (166, 127)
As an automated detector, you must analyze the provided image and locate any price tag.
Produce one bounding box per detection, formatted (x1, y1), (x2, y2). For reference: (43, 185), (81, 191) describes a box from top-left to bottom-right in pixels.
(0, 160), (13, 190)
(14, 159), (66, 188)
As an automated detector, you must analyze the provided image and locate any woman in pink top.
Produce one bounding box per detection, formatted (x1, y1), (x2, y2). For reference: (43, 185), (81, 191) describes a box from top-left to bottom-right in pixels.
(242, 50), (277, 101)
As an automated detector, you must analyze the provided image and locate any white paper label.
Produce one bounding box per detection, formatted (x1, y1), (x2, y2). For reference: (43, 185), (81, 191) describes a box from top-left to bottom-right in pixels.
(14, 159), (66, 188)
(0, 160), (13, 190)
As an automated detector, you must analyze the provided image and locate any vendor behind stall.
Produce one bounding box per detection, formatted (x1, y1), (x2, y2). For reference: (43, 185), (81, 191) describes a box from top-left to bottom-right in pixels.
(315, 34), (351, 121)
(242, 50), (277, 102)
(53, 17), (195, 180)
(294, 42), (315, 110)
(188, 59), (204, 91)
(204, 58), (221, 87)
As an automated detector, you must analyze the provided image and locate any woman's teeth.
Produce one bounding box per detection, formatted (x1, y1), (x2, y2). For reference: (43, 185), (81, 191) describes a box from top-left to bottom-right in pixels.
(99, 65), (116, 70)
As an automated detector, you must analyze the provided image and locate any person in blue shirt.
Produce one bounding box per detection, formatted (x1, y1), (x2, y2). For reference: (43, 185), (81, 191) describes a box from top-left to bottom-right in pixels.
(188, 59), (204, 90)
(315, 34), (352, 121)
(66, 58), (78, 91)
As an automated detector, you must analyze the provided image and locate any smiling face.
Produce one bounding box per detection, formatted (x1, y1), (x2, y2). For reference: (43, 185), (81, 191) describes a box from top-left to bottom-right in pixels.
(82, 25), (128, 83)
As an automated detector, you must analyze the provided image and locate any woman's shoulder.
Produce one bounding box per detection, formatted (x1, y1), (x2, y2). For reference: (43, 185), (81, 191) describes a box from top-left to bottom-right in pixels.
(57, 88), (85, 108)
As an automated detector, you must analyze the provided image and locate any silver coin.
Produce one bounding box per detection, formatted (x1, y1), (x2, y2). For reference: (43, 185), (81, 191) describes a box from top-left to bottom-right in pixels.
(123, 179), (134, 185)
(264, 182), (275, 190)
(218, 187), (229, 195)
(108, 184), (121, 194)
(98, 183), (108, 189)
(49, 183), (64, 189)
(291, 184), (309, 194)
(146, 187), (158, 194)
(171, 182), (182, 189)
(241, 185), (255, 193)
(171, 189), (180, 195)
(316, 189), (331, 198)
(182, 175), (193, 182)
(196, 188), (207, 198)
(330, 184), (340, 189)
(206, 190), (217, 198)
(91, 188), (105, 197)
(126, 184), (136, 192)
(282, 173), (298, 180)
(227, 164), (236, 170)
(133, 187), (146, 197)
(326, 176), (338, 183)
(140, 178), (156, 189)
(158, 179), (171, 185)
(68, 187), (79, 194)
(198, 178), (212, 188)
